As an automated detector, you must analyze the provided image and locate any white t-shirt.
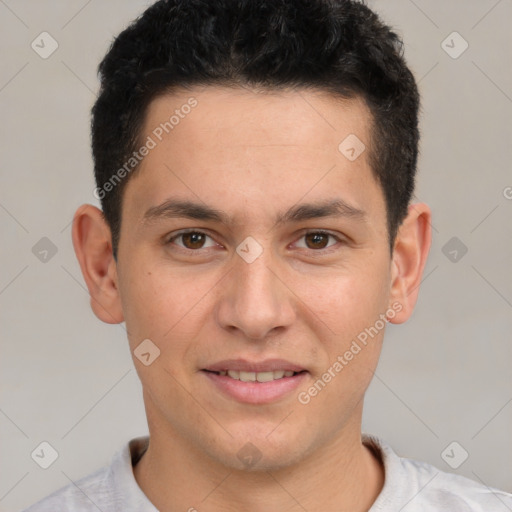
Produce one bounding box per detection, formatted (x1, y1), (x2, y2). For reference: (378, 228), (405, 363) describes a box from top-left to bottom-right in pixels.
(21, 434), (512, 511)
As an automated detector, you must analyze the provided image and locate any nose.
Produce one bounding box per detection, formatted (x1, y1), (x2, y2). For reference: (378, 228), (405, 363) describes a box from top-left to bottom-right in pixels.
(215, 245), (296, 341)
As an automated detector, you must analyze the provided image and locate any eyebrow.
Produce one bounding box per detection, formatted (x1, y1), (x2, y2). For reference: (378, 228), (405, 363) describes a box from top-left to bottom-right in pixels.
(141, 197), (366, 228)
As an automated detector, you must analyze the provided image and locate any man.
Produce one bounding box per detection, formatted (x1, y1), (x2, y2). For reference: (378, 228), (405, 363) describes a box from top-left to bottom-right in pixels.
(23, 0), (512, 510)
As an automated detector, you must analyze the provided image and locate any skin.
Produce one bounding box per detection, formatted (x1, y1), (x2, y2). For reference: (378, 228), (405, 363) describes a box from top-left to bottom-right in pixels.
(72, 86), (431, 512)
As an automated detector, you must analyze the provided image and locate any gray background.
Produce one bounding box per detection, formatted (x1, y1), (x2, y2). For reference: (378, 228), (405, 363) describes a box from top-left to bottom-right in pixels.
(1, 1), (511, 510)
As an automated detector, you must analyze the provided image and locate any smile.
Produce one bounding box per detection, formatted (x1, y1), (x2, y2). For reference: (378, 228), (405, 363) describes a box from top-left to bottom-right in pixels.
(201, 360), (308, 404)
(207, 369), (301, 382)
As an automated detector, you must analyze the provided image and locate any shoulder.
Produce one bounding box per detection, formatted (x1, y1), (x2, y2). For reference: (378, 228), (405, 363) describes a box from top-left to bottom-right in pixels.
(364, 434), (512, 511)
(20, 436), (153, 512)
(20, 463), (112, 512)
(399, 455), (512, 511)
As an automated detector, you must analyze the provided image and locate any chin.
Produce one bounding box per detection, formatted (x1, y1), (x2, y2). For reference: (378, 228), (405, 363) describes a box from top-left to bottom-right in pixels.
(226, 447), (308, 473)
(207, 426), (314, 473)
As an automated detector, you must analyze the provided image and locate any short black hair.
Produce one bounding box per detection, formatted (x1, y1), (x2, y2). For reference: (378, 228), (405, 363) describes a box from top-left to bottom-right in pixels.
(91, 0), (420, 259)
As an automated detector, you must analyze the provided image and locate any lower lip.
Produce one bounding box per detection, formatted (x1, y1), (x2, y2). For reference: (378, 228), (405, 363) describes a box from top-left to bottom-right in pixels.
(202, 371), (308, 404)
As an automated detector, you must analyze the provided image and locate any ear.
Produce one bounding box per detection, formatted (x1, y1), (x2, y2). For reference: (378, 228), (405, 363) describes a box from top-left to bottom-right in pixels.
(387, 203), (432, 324)
(71, 204), (124, 324)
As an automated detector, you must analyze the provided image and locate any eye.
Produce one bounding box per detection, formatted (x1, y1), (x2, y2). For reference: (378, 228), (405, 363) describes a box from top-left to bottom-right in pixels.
(166, 230), (218, 250)
(165, 229), (343, 254)
(294, 230), (341, 251)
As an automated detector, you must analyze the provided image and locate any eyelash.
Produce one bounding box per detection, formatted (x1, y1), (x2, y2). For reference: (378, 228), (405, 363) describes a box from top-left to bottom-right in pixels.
(165, 229), (344, 255)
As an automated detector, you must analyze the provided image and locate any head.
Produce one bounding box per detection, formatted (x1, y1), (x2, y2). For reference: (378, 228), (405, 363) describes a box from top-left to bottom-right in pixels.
(91, 0), (420, 259)
(73, 0), (431, 472)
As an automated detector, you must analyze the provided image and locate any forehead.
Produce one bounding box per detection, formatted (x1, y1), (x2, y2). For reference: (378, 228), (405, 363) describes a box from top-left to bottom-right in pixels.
(143, 85), (372, 150)
(122, 85), (384, 229)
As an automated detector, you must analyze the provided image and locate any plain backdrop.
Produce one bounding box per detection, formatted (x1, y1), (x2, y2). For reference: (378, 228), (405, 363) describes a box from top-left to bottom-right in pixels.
(1, 1), (511, 510)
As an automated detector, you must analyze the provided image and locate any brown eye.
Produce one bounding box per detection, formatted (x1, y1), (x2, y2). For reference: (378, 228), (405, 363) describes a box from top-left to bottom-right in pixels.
(304, 232), (330, 249)
(296, 231), (340, 251)
(181, 232), (206, 249)
(167, 230), (216, 250)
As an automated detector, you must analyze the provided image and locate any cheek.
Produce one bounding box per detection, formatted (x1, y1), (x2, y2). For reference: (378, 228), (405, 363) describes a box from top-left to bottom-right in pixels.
(118, 267), (175, 347)
(290, 261), (390, 406)
(120, 266), (220, 353)
(294, 263), (390, 342)
(119, 245), (391, 356)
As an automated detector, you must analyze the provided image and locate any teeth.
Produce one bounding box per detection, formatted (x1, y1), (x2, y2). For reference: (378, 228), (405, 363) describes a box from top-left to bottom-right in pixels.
(221, 370), (296, 381)
(227, 370), (239, 379)
(239, 371), (256, 382)
(256, 371), (274, 383)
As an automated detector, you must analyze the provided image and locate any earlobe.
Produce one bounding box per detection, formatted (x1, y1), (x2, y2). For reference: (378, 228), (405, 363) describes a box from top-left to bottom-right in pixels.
(71, 204), (124, 324)
(388, 203), (432, 324)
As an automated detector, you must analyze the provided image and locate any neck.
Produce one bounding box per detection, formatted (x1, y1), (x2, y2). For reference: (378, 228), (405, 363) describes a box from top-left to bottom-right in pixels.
(133, 416), (384, 512)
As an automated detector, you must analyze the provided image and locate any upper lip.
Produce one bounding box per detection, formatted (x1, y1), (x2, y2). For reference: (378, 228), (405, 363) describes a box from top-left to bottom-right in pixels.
(203, 359), (306, 373)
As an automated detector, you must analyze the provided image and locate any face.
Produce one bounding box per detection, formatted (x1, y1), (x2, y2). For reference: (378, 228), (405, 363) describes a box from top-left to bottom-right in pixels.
(108, 86), (407, 470)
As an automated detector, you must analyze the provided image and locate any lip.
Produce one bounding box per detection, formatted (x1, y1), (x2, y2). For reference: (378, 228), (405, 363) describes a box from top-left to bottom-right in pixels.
(203, 358), (306, 373)
(202, 370), (308, 404)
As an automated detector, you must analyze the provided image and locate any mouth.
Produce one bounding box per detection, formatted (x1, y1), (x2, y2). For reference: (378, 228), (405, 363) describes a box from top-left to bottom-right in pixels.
(201, 359), (308, 404)
(203, 369), (306, 382)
